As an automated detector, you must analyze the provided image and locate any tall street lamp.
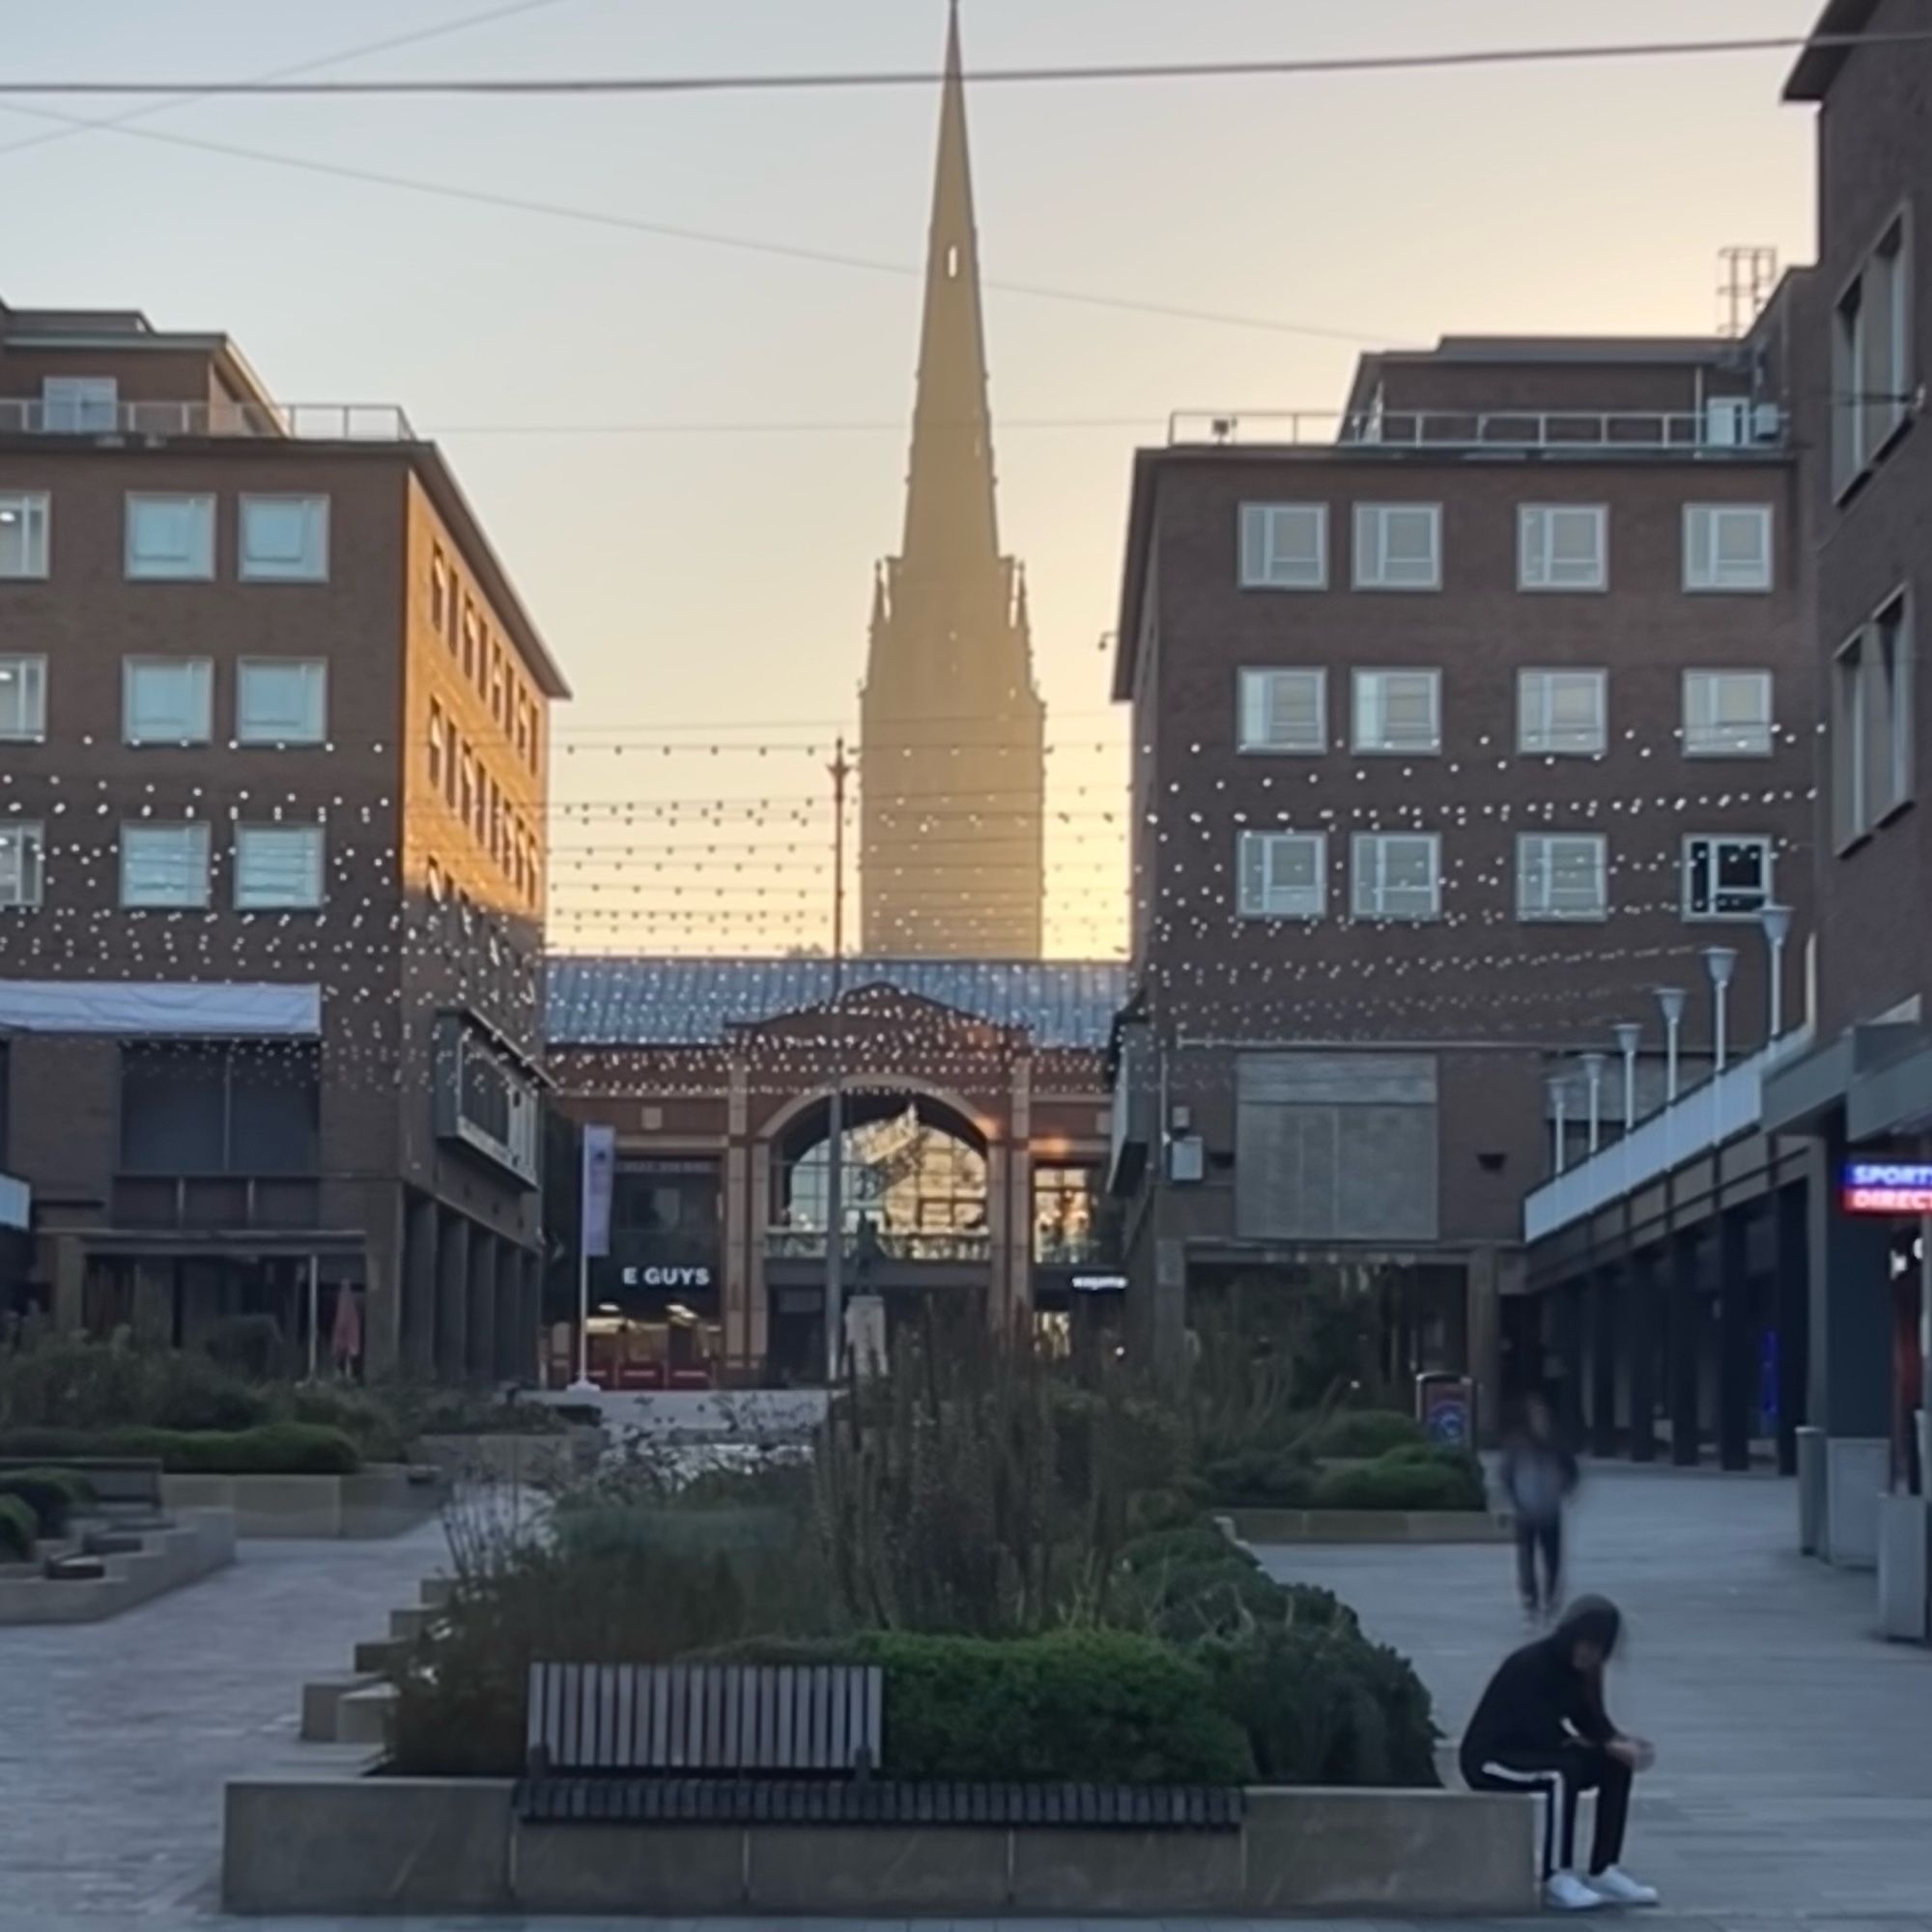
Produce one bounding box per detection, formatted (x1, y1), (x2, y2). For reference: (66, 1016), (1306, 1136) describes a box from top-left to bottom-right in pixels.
(1612, 1021), (1642, 1131)
(1548, 1072), (1571, 1176)
(1704, 946), (1739, 1074)
(1656, 986), (1688, 1103)
(1760, 903), (1793, 1044)
(1581, 1051), (1607, 1155)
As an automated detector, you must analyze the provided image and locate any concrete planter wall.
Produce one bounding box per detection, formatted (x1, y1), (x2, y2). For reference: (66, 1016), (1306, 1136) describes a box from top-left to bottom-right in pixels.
(160, 1464), (445, 1539)
(1824, 1437), (1888, 1571)
(1876, 1492), (1932, 1642)
(1223, 1507), (1510, 1545)
(0, 1508), (235, 1624)
(222, 1776), (1537, 1918)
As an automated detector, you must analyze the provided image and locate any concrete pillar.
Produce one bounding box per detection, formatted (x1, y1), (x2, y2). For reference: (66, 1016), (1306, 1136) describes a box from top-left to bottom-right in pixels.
(985, 1144), (1010, 1336)
(746, 1142), (770, 1378)
(493, 1239), (522, 1383)
(1552, 1283), (1586, 1441)
(1466, 1246), (1505, 1448)
(1718, 1207), (1753, 1471)
(49, 1235), (85, 1333)
(1589, 1267), (1619, 1459)
(724, 1142), (752, 1371)
(467, 1230), (497, 1383)
(1627, 1247), (1660, 1463)
(1807, 1136), (1893, 1440)
(518, 1249), (544, 1385)
(1775, 1184), (1808, 1477)
(402, 1194), (439, 1379)
(1670, 1231), (1703, 1466)
(435, 1212), (470, 1384)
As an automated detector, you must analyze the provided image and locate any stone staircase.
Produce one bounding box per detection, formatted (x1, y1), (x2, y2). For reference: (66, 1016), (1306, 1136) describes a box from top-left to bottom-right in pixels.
(0, 1508), (237, 1624)
(299, 1573), (453, 1747)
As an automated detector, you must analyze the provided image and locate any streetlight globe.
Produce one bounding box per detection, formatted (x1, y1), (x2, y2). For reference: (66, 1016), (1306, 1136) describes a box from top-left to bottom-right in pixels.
(1656, 985), (1689, 1026)
(1611, 1021), (1642, 1055)
(1703, 946), (1739, 988)
(1760, 903), (1794, 949)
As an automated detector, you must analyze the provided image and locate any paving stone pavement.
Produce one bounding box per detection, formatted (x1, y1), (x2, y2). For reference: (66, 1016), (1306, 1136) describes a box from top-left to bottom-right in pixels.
(0, 1466), (1927, 1930)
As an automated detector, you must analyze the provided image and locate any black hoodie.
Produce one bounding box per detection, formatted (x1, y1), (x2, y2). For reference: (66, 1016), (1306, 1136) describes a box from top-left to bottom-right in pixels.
(1459, 1597), (1622, 1776)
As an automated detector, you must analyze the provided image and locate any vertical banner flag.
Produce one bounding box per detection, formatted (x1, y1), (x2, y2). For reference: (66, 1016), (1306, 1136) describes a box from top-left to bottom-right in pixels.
(581, 1124), (617, 1262)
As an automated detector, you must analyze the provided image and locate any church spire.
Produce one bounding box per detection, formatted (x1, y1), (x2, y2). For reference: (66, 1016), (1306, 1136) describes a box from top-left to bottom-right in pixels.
(899, 0), (999, 572)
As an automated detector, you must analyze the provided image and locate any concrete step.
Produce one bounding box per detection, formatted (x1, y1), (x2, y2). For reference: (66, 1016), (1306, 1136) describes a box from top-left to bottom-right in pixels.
(352, 1635), (407, 1674)
(300, 1673), (381, 1743)
(336, 1682), (398, 1747)
(419, 1575), (455, 1609)
(388, 1605), (439, 1643)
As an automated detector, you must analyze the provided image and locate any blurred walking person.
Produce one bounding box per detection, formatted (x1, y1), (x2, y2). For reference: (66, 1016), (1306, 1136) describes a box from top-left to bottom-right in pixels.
(1501, 1391), (1578, 1620)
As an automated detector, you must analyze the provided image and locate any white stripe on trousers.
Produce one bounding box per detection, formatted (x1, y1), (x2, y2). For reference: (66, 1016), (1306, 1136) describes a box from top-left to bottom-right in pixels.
(1482, 1758), (1567, 1879)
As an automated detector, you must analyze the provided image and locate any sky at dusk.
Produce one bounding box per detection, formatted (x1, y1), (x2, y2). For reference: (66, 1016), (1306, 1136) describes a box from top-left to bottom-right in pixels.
(0, 0), (1826, 955)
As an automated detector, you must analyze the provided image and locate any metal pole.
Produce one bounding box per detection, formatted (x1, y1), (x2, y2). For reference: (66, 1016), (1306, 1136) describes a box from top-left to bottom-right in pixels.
(574, 1248), (591, 1388)
(824, 738), (851, 1384)
(1657, 987), (1687, 1104)
(306, 1254), (320, 1380)
(1582, 1054), (1606, 1155)
(1550, 1078), (1569, 1176)
(1612, 1022), (1641, 1132)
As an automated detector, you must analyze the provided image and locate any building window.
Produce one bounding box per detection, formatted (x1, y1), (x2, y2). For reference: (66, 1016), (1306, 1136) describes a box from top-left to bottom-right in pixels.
(1034, 1165), (1101, 1265)
(1518, 669), (1606, 755)
(1519, 504), (1607, 591)
(491, 646), (507, 724)
(41, 376), (119, 434)
(236, 660), (327, 745)
(123, 658), (213, 745)
(1352, 503), (1441, 590)
(431, 548), (450, 635)
(459, 750), (476, 832)
(428, 702), (446, 791)
(1834, 592), (1915, 845)
(234, 824), (325, 910)
(0, 824), (43, 908)
(513, 691), (530, 763)
(120, 1041), (319, 1176)
(1834, 214), (1913, 494)
(1237, 668), (1326, 753)
(126, 494), (215, 581)
(121, 821), (212, 908)
(462, 603), (479, 681)
(239, 495), (329, 582)
(1237, 830), (1326, 919)
(1518, 833), (1608, 922)
(1238, 502), (1328, 589)
(0, 656), (47, 741)
(1683, 834), (1774, 920)
(1351, 832), (1441, 920)
(0, 493), (50, 579)
(1352, 668), (1440, 753)
(1684, 504), (1773, 592)
(1684, 670), (1774, 757)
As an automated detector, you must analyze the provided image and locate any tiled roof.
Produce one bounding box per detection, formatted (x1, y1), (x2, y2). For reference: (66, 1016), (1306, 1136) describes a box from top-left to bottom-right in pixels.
(547, 957), (1128, 1049)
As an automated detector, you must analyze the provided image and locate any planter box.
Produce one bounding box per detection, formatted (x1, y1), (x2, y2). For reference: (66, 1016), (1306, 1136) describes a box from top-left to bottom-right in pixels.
(161, 1464), (444, 1540)
(0, 1508), (235, 1625)
(1876, 1492), (1932, 1643)
(221, 1774), (1537, 1918)
(1224, 1507), (1510, 1545)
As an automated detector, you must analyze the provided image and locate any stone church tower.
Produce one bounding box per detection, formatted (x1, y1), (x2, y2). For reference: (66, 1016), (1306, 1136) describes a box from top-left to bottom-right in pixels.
(860, 2), (1046, 959)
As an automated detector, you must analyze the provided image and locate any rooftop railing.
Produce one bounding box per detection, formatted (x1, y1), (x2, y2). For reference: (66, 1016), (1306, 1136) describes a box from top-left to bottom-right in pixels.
(1168, 405), (1787, 452)
(0, 398), (416, 441)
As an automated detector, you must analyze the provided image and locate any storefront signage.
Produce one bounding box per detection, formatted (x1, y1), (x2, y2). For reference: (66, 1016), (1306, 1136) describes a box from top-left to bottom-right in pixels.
(620, 1264), (714, 1290)
(1070, 1272), (1127, 1293)
(1841, 1160), (1932, 1215)
(581, 1124), (617, 1258)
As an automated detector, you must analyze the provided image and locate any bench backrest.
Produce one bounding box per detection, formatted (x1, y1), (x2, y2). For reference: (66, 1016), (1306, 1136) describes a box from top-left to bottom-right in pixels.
(0, 1457), (162, 1507)
(527, 1662), (882, 1776)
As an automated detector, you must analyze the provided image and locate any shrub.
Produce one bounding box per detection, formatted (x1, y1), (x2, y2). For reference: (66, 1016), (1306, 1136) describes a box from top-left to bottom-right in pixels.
(0, 1422), (359, 1475)
(0, 1331), (270, 1435)
(284, 1385), (411, 1463)
(0, 1493), (38, 1560)
(1117, 1522), (1234, 1575)
(861, 1628), (1254, 1785)
(1312, 1451), (1486, 1514)
(1304, 1408), (1426, 1460)
(203, 1313), (289, 1381)
(143, 1349), (272, 1433)
(0, 1467), (97, 1537)
(1198, 1622), (1439, 1787)
(1199, 1447), (1315, 1509)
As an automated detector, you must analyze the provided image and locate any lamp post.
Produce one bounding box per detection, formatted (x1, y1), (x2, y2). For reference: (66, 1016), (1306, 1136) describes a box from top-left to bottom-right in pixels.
(1548, 1073), (1571, 1176)
(1760, 903), (1793, 1044)
(1704, 946), (1739, 1074)
(1612, 1022), (1642, 1132)
(1656, 986), (1688, 1103)
(1580, 1052), (1607, 1155)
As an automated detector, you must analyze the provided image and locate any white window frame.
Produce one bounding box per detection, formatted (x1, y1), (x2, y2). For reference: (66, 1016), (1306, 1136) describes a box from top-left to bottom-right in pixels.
(233, 823), (326, 911)
(1351, 668), (1441, 754)
(0, 492), (51, 580)
(1683, 670), (1774, 757)
(123, 657), (213, 746)
(1518, 668), (1606, 756)
(1519, 504), (1607, 592)
(1237, 668), (1327, 753)
(1682, 833), (1775, 922)
(0, 655), (48, 742)
(1350, 832), (1442, 922)
(120, 821), (212, 910)
(1352, 503), (1442, 591)
(1517, 833), (1608, 923)
(125, 493), (215, 581)
(40, 375), (119, 434)
(1238, 502), (1328, 589)
(239, 495), (330, 582)
(0, 822), (44, 909)
(1237, 830), (1327, 920)
(1684, 503), (1774, 593)
(236, 659), (327, 746)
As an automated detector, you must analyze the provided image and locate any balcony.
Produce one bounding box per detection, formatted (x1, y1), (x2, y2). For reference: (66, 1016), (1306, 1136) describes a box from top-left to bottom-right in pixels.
(1522, 1030), (1811, 1245)
(0, 397), (415, 441)
(1167, 405), (1787, 453)
(112, 1174), (323, 1234)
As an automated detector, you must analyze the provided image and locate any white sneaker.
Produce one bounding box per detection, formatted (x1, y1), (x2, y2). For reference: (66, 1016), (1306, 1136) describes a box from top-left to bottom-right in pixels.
(1587, 1866), (1661, 1907)
(1547, 1870), (1608, 1911)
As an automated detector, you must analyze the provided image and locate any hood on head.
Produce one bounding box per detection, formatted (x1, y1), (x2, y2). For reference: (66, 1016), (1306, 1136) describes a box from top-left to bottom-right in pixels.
(1548, 1594), (1621, 1660)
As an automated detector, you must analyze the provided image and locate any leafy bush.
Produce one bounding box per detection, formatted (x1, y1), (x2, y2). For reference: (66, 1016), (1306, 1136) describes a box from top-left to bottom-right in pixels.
(1198, 1622), (1439, 1786)
(1199, 1447), (1315, 1509)
(0, 1467), (97, 1537)
(143, 1350), (273, 1433)
(1303, 1408), (1426, 1460)
(201, 1314), (289, 1382)
(284, 1385), (411, 1463)
(1312, 1451), (1487, 1513)
(1117, 1522), (1235, 1575)
(0, 1331), (269, 1435)
(0, 1422), (360, 1475)
(0, 1493), (38, 1560)
(862, 1628), (1253, 1785)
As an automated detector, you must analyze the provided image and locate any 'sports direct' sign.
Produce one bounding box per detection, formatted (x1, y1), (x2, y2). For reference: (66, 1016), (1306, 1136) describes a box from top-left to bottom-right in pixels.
(1840, 1161), (1932, 1216)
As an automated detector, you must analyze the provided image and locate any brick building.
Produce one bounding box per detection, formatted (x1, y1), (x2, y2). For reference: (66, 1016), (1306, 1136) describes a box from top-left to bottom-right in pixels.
(546, 959), (1122, 1387)
(1109, 332), (1815, 1425)
(0, 294), (566, 1378)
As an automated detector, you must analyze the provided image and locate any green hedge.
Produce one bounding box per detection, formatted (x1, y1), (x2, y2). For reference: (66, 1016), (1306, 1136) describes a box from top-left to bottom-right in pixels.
(1312, 1450), (1487, 1513)
(0, 1422), (360, 1476)
(0, 1468), (97, 1537)
(1199, 1447), (1315, 1509)
(1302, 1409), (1426, 1460)
(0, 1493), (36, 1561)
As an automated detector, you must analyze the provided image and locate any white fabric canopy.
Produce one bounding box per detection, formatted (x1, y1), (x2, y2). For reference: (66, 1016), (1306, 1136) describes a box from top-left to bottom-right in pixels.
(0, 980), (321, 1037)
